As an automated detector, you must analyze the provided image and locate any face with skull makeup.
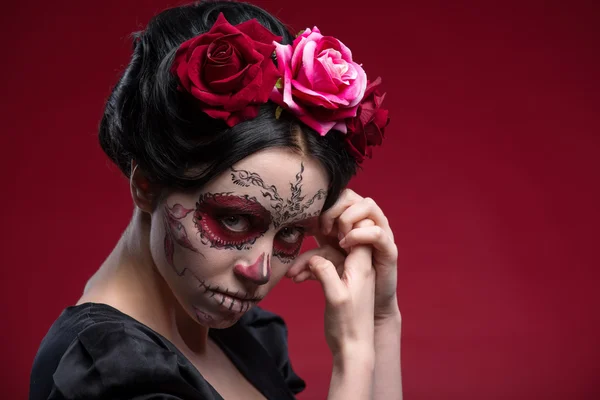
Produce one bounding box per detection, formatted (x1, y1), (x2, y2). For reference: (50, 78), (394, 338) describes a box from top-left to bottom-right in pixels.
(148, 148), (329, 328)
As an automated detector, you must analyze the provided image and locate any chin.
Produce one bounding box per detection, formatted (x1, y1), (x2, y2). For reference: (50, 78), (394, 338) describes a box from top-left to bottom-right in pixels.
(192, 305), (246, 329)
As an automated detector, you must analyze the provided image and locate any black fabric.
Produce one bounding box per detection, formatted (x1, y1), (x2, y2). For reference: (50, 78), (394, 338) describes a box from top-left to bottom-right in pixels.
(29, 303), (305, 399)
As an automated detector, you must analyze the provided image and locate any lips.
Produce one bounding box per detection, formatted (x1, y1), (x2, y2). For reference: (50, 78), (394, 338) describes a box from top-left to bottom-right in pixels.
(207, 289), (261, 313)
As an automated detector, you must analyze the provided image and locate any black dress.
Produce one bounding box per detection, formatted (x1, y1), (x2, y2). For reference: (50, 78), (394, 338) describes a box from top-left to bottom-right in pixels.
(30, 303), (306, 399)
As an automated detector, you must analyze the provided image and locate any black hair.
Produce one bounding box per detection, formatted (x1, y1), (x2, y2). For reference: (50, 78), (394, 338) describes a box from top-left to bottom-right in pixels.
(99, 0), (358, 210)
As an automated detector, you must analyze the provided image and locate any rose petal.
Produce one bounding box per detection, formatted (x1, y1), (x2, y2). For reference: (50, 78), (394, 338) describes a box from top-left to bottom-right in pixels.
(298, 113), (337, 135)
(203, 107), (232, 121)
(292, 79), (349, 108)
(255, 58), (280, 103)
(189, 85), (229, 106)
(364, 123), (383, 145)
(208, 63), (251, 93)
(332, 121), (347, 134)
(312, 53), (340, 93)
(291, 36), (308, 75)
(204, 43), (244, 86)
(364, 76), (383, 98)
(372, 109), (390, 135)
(187, 44), (211, 90)
(175, 58), (192, 92)
(226, 105), (260, 127)
(339, 62), (367, 107)
(236, 18), (282, 46)
(270, 86), (285, 107)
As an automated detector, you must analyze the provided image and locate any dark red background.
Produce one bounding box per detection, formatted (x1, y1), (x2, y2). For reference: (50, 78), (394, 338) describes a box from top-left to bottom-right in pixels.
(2, 0), (599, 399)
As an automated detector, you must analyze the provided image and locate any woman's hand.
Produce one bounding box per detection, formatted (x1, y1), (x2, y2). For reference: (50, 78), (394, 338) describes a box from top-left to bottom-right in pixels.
(287, 189), (400, 321)
(309, 219), (376, 357)
(309, 219), (376, 400)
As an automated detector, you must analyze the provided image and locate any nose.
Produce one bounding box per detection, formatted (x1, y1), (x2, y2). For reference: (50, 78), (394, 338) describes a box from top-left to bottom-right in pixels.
(234, 252), (271, 285)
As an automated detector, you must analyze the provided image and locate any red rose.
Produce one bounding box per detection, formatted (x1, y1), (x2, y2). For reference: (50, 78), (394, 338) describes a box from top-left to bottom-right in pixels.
(171, 13), (281, 127)
(345, 77), (390, 163)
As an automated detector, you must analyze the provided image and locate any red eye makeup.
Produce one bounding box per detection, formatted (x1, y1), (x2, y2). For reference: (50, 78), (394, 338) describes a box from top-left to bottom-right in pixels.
(273, 226), (306, 263)
(194, 193), (271, 250)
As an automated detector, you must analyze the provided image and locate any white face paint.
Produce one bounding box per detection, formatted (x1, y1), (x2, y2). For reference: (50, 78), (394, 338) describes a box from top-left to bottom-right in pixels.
(148, 148), (329, 328)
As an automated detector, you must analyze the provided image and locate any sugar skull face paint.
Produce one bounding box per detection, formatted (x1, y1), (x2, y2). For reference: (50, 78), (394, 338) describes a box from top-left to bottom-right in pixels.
(231, 162), (328, 228)
(194, 193), (272, 250)
(234, 252), (271, 285)
(148, 148), (329, 329)
(163, 203), (202, 273)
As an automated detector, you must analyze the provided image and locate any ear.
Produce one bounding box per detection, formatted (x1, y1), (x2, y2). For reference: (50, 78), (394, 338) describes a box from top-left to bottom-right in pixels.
(130, 160), (160, 213)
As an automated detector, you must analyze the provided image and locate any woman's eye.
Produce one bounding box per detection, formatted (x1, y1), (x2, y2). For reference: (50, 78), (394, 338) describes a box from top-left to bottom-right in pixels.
(278, 227), (304, 243)
(220, 215), (250, 232)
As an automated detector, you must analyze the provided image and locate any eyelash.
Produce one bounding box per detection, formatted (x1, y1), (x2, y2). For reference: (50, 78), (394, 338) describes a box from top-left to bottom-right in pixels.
(277, 226), (305, 243)
(219, 215), (250, 232)
(219, 215), (304, 243)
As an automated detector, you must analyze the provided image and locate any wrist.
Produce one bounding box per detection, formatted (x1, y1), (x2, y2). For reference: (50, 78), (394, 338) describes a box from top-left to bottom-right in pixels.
(329, 348), (374, 400)
(375, 295), (401, 327)
(333, 343), (375, 373)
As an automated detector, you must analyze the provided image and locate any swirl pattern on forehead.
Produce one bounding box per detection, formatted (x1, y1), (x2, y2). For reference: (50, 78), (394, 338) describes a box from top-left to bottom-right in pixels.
(230, 162), (328, 228)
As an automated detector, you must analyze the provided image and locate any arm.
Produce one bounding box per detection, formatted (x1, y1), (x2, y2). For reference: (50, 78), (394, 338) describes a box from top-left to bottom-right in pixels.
(329, 345), (375, 400)
(288, 190), (403, 398)
(373, 299), (402, 400)
(307, 223), (377, 400)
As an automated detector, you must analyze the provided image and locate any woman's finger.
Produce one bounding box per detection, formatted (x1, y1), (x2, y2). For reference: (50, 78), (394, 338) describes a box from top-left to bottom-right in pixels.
(286, 244), (345, 278)
(336, 197), (393, 239)
(292, 269), (315, 283)
(339, 225), (398, 262)
(341, 219), (375, 280)
(320, 189), (363, 235)
(309, 256), (346, 303)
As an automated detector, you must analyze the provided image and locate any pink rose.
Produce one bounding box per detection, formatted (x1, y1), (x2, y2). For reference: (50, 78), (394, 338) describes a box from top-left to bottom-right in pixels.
(270, 27), (367, 135)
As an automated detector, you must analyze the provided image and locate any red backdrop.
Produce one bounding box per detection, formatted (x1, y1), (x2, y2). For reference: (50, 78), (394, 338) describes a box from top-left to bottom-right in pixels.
(2, 0), (599, 399)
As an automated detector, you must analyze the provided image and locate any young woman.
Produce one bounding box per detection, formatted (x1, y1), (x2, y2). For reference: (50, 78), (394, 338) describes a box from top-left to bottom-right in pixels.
(29, 1), (402, 399)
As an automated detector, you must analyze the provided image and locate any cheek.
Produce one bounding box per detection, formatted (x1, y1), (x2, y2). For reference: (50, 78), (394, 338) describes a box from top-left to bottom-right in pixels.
(150, 211), (214, 291)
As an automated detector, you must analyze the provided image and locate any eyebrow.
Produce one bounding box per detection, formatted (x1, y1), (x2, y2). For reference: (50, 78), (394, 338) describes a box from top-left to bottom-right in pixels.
(280, 214), (321, 234)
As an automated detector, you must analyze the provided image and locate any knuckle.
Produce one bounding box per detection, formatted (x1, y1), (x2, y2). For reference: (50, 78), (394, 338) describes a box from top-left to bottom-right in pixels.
(330, 292), (350, 308)
(363, 197), (376, 207)
(338, 214), (351, 228)
(373, 226), (385, 239)
(344, 188), (356, 198)
(356, 218), (375, 228)
(390, 243), (399, 258)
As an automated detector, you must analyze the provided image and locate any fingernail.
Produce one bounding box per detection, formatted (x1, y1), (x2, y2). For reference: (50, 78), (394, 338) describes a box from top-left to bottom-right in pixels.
(339, 238), (347, 248)
(337, 232), (344, 241)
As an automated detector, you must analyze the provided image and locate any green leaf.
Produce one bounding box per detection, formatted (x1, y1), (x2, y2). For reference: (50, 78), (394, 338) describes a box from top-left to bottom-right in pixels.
(275, 106), (284, 120)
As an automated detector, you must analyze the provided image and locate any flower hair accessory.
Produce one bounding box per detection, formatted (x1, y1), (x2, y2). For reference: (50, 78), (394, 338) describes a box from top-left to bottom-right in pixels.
(344, 77), (390, 162)
(170, 14), (390, 163)
(269, 27), (367, 135)
(170, 13), (281, 127)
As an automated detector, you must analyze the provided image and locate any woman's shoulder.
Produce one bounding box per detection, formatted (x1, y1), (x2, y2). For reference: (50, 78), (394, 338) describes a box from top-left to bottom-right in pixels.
(30, 303), (218, 400)
(32, 302), (174, 370)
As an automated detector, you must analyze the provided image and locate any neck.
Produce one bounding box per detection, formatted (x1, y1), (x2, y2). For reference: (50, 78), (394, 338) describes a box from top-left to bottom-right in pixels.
(81, 206), (210, 355)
